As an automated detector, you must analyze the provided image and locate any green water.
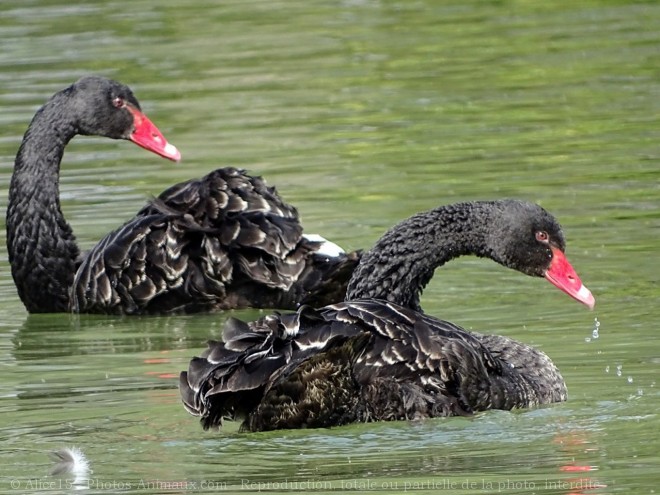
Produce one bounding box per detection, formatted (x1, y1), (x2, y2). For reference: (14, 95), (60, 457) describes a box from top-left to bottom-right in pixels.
(0, 0), (658, 493)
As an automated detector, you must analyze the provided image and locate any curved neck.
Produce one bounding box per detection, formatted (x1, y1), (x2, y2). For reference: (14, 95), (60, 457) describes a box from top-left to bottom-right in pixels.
(6, 95), (80, 312)
(346, 202), (496, 312)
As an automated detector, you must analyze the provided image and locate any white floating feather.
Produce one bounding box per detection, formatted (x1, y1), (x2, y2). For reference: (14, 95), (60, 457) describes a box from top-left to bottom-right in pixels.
(51, 446), (91, 483)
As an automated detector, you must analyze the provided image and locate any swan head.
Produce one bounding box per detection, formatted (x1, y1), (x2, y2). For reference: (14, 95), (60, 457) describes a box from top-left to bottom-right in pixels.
(487, 200), (595, 309)
(67, 76), (181, 162)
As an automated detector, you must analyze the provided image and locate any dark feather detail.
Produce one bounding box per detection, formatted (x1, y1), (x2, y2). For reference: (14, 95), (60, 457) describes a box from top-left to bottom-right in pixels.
(68, 167), (362, 314)
(180, 300), (566, 431)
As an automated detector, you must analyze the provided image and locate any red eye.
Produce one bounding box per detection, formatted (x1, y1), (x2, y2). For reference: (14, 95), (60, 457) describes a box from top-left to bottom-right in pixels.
(535, 231), (549, 243)
(112, 97), (124, 108)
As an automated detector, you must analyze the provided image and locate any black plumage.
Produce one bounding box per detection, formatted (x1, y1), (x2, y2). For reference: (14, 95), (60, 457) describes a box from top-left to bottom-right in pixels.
(180, 200), (595, 431)
(6, 76), (360, 314)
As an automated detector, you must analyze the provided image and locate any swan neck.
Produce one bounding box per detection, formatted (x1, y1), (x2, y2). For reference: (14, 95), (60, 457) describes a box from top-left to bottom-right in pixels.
(6, 95), (80, 312)
(345, 202), (493, 311)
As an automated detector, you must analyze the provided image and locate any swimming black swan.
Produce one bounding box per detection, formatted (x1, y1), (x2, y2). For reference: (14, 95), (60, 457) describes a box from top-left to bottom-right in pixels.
(6, 76), (360, 314)
(180, 199), (595, 431)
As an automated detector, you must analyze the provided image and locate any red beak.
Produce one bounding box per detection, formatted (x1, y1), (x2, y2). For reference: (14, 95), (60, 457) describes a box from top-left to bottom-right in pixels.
(127, 105), (181, 162)
(544, 247), (595, 309)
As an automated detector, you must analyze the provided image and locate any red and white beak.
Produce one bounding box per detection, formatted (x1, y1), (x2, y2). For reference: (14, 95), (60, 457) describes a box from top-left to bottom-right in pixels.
(544, 247), (595, 309)
(127, 105), (181, 162)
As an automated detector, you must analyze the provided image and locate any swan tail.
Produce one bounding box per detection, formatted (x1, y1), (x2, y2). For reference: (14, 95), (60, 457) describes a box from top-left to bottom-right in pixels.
(284, 239), (363, 308)
(179, 306), (365, 431)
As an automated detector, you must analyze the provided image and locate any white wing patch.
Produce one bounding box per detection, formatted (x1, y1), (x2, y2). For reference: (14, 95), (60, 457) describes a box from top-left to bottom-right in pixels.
(304, 234), (345, 258)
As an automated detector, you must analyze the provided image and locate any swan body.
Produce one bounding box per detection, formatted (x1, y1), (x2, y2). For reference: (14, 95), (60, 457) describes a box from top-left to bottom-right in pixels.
(6, 76), (359, 314)
(180, 200), (595, 431)
(182, 301), (567, 431)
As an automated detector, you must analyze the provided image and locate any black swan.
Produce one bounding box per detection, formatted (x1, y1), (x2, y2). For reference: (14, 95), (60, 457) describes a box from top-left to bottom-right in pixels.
(180, 199), (595, 431)
(6, 76), (360, 314)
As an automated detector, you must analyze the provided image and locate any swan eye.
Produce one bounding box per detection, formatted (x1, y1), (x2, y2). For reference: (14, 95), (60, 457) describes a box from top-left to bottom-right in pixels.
(535, 231), (549, 243)
(112, 97), (125, 108)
